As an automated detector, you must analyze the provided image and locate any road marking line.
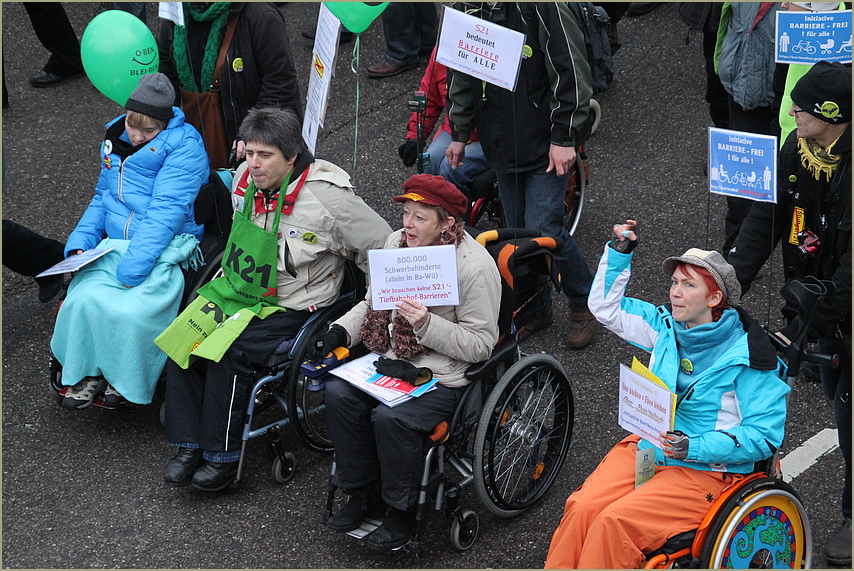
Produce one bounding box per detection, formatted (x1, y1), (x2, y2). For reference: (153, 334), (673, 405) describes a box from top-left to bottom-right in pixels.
(781, 428), (839, 482)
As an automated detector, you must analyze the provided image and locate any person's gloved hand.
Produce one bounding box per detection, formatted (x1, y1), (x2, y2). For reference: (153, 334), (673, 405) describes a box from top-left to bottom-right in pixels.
(374, 356), (433, 386)
(660, 430), (690, 460)
(398, 139), (419, 167)
(307, 324), (347, 362)
(609, 219), (639, 254)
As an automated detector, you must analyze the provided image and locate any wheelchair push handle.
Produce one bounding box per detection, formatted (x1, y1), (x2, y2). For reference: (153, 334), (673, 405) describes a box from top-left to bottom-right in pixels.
(300, 346), (349, 380)
(767, 276), (838, 377)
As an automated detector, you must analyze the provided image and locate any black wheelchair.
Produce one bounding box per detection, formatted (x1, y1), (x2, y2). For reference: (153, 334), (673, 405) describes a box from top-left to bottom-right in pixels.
(643, 277), (838, 569)
(48, 167), (234, 409)
(321, 228), (576, 555)
(225, 259), (366, 489)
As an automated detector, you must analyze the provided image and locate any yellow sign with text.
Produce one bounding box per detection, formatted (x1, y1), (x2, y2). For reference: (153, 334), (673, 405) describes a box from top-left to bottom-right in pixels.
(789, 207), (805, 245)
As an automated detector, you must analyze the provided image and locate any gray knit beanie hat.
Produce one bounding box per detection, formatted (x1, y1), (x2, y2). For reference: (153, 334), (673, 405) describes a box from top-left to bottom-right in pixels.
(125, 72), (175, 122)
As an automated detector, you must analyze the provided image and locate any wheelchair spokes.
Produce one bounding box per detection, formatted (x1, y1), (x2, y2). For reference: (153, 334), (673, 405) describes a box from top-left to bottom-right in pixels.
(474, 354), (574, 517)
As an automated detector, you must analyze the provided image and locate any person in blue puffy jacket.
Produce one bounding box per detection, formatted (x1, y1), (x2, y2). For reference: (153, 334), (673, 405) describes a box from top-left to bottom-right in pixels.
(51, 72), (209, 410)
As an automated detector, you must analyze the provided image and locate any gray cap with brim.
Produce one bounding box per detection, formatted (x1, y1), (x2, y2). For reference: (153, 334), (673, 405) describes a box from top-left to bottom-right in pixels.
(663, 248), (741, 306)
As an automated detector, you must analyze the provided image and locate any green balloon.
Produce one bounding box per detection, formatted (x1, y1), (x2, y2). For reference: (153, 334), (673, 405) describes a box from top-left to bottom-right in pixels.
(81, 10), (159, 106)
(323, 2), (389, 34)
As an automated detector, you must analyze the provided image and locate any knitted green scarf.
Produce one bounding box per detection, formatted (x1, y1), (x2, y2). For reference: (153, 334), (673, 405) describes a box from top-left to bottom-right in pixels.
(172, 2), (232, 93)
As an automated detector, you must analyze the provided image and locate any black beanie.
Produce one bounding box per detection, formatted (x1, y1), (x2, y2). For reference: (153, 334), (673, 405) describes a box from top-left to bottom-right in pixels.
(791, 61), (852, 125)
(125, 72), (175, 123)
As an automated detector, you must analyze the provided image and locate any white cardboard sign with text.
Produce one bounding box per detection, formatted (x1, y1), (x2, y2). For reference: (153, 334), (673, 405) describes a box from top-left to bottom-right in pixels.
(369, 245), (459, 311)
(618, 363), (675, 449)
(435, 6), (525, 91)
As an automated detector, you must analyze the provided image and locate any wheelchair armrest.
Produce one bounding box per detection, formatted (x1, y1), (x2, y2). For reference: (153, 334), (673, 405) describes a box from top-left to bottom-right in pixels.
(464, 338), (518, 380)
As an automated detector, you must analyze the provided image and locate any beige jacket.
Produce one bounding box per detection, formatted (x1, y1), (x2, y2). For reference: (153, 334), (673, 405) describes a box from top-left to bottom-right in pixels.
(334, 230), (501, 388)
(232, 160), (391, 311)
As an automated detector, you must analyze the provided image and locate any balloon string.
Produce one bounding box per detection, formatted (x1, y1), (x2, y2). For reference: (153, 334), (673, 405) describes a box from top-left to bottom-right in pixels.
(351, 34), (360, 172)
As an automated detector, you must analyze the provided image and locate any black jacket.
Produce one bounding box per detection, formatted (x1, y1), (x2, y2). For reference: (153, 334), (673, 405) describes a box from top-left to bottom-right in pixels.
(158, 2), (302, 147)
(729, 125), (852, 339)
(447, 3), (593, 173)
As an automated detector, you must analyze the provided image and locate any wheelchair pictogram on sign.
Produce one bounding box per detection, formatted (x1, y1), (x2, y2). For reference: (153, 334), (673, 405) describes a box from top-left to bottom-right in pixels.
(776, 10), (852, 64)
(709, 128), (778, 204)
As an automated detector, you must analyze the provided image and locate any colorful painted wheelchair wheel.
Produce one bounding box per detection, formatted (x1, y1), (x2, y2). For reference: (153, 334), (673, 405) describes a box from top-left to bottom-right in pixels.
(701, 477), (811, 569)
(473, 354), (574, 518)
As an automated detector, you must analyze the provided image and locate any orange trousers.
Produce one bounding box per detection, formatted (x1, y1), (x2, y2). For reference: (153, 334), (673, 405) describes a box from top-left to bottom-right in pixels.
(544, 436), (744, 569)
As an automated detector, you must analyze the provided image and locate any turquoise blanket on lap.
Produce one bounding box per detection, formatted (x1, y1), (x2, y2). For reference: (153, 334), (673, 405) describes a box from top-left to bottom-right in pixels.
(51, 234), (201, 404)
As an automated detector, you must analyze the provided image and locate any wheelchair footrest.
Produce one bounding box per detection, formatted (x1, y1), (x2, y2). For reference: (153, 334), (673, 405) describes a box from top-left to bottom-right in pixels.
(345, 517), (383, 540)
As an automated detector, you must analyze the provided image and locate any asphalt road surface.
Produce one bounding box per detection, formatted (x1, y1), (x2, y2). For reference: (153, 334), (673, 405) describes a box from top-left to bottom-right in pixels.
(2, 2), (847, 568)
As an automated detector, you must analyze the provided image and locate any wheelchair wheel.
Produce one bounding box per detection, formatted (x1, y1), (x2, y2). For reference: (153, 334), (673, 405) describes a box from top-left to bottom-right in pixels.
(449, 509), (479, 551)
(287, 315), (334, 452)
(564, 151), (587, 236)
(589, 98), (601, 135)
(49, 353), (63, 398)
(271, 452), (296, 484)
(700, 477), (811, 569)
(473, 354), (574, 518)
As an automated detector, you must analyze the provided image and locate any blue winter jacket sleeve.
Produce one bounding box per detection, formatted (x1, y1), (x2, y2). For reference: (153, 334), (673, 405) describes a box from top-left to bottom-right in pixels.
(588, 243), (662, 354)
(116, 130), (208, 286)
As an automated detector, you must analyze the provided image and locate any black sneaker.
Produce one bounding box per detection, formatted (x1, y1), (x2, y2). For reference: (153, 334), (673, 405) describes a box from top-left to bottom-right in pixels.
(61, 376), (107, 410)
(365, 508), (416, 550)
(102, 384), (130, 408)
(37, 274), (63, 303)
(326, 487), (381, 532)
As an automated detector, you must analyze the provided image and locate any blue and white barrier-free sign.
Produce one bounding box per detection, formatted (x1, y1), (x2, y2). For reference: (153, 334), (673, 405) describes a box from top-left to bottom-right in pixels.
(776, 10), (852, 64)
(709, 128), (778, 203)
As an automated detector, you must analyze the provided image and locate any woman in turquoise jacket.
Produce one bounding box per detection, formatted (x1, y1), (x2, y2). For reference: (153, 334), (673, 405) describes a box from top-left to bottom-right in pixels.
(52, 73), (209, 409)
(546, 219), (790, 569)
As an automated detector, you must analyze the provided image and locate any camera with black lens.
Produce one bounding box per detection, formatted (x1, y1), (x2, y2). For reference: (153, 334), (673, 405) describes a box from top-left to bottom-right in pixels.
(797, 229), (821, 259)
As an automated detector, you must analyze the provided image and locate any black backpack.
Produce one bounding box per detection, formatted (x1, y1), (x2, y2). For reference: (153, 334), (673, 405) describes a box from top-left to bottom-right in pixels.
(567, 2), (614, 94)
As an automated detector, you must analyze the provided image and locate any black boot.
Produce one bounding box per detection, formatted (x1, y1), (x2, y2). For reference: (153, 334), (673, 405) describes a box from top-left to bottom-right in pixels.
(164, 447), (203, 486)
(365, 507), (416, 550)
(826, 521), (852, 566)
(326, 486), (381, 532)
(190, 461), (238, 492)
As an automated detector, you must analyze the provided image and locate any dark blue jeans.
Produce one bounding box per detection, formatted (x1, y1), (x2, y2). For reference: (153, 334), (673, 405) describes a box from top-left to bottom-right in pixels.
(820, 334), (852, 522)
(496, 169), (593, 304)
(381, 2), (437, 66)
(165, 309), (310, 463)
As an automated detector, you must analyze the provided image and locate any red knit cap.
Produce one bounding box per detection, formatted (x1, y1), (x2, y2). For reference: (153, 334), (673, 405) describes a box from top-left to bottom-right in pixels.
(393, 174), (468, 218)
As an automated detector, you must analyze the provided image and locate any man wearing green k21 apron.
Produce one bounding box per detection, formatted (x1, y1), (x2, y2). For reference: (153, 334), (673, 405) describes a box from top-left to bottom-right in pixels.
(156, 108), (392, 491)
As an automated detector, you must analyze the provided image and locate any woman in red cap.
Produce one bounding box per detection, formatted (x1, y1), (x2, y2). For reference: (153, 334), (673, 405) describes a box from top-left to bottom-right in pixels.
(310, 173), (501, 550)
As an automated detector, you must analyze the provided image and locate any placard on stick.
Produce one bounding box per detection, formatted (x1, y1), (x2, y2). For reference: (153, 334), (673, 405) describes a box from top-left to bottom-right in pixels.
(435, 5), (526, 91)
(618, 362), (676, 449)
(709, 128), (778, 204)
